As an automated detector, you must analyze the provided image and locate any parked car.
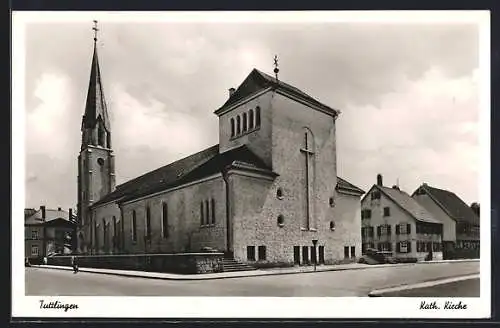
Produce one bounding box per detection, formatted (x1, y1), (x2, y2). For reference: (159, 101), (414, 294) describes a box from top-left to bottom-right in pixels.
(358, 248), (397, 264)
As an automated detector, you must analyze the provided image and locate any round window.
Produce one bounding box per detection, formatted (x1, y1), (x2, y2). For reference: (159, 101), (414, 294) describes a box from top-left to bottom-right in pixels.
(329, 221), (336, 231)
(277, 188), (284, 199)
(97, 158), (105, 166)
(277, 215), (285, 227)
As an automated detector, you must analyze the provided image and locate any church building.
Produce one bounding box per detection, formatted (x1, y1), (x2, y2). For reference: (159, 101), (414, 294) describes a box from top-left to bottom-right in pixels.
(77, 26), (365, 267)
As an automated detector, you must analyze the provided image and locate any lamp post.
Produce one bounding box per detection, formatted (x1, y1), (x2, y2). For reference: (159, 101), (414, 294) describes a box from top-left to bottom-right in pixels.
(312, 239), (318, 271)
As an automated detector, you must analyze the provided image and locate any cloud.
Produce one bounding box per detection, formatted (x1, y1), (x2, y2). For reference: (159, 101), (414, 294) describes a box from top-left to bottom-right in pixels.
(22, 21), (480, 209)
(337, 66), (479, 204)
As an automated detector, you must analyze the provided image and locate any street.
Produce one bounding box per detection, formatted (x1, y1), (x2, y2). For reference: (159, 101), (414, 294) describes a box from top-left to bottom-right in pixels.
(371, 278), (480, 297)
(26, 261), (479, 297)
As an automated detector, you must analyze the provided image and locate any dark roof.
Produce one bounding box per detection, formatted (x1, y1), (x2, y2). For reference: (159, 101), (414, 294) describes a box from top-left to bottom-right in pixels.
(25, 209), (76, 226)
(81, 43), (110, 132)
(336, 177), (365, 195)
(214, 69), (338, 116)
(93, 144), (275, 206)
(363, 185), (441, 224)
(413, 184), (479, 225)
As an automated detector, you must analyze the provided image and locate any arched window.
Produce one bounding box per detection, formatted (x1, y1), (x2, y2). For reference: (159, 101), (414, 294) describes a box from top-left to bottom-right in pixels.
(162, 202), (168, 238)
(102, 219), (107, 252)
(249, 109), (254, 129)
(211, 199), (216, 224)
(113, 216), (117, 247)
(243, 112), (248, 132)
(200, 202), (204, 226)
(230, 118), (235, 137)
(106, 133), (112, 148)
(132, 210), (137, 242)
(145, 206), (151, 240)
(98, 126), (105, 146)
(255, 106), (261, 127)
(236, 116), (241, 135)
(205, 200), (210, 226)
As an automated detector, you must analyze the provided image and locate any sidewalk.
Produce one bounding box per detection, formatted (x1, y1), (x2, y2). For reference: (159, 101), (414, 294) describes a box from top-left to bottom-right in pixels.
(31, 262), (411, 281)
(30, 258), (478, 281)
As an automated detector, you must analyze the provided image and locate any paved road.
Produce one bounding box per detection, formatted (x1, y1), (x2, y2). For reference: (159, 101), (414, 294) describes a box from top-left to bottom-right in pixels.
(26, 261), (479, 297)
(373, 278), (480, 297)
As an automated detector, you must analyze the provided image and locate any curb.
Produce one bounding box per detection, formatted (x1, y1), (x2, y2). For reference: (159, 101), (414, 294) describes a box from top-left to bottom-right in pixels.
(367, 273), (480, 297)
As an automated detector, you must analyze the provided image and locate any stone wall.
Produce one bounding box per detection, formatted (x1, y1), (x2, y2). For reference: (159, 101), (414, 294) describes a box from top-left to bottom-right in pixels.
(46, 253), (224, 274)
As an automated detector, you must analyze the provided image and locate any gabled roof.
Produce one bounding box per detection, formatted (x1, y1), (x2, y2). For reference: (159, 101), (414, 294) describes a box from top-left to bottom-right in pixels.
(81, 43), (110, 132)
(336, 177), (365, 195)
(92, 144), (276, 206)
(362, 185), (441, 224)
(412, 184), (479, 225)
(25, 208), (76, 226)
(214, 68), (339, 116)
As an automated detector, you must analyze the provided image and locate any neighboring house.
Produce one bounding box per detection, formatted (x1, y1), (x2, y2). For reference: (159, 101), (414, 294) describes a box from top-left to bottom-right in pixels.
(412, 183), (480, 259)
(75, 32), (366, 266)
(25, 206), (77, 261)
(361, 175), (444, 261)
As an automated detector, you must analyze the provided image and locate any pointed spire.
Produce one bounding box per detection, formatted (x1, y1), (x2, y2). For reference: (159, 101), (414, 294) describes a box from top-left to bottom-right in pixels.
(82, 20), (110, 132)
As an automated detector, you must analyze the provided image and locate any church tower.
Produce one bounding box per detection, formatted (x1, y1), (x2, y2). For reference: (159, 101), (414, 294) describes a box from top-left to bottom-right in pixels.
(77, 21), (115, 253)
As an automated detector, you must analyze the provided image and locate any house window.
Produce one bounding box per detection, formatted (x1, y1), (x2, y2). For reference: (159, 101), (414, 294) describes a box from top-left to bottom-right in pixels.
(383, 207), (390, 217)
(200, 202), (204, 226)
(344, 246), (349, 258)
(378, 242), (392, 252)
(242, 112), (248, 132)
(361, 209), (372, 219)
(236, 115), (241, 135)
(350, 246), (356, 258)
(247, 246), (255, 261)
(31, 230), (39, 240)
(131, 210), (137, 242)
(371, 190), (381, 200)
(230, 118), (235, 137)
(433, 242), (442, 252)
(398, 241), (409, 253)
(162, 202), (169, 238)
(378, 224), (391, 236)
(397, 223), (410, 235)
(258, 246), (267, 260)
(211, 199), (216, 224)
(31, 245), (39, 256)
(205, 200), (210, 225)
(255, 106), (261, 127)
(249, 109), (254, 129)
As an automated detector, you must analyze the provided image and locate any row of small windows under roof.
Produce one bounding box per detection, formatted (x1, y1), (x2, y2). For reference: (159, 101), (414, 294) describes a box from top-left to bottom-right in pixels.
(230, 106), (261, 137)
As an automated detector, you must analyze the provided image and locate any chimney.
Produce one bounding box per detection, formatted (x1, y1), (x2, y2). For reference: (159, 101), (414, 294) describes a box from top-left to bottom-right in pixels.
(392, 185), (400, 191)
(228, 88), (236, 98)
(58, 207), (62, 211)
(376, 174), (383, 186)
(40, 205), (46, 219)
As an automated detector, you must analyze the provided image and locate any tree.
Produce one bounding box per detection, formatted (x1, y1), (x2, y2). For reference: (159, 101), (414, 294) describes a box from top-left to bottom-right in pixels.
(471, 202), (480, 217)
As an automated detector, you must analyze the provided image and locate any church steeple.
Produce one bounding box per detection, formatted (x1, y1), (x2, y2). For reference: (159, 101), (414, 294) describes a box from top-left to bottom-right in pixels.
(81, 20), (111, 149)
(77, 21), (116, 254)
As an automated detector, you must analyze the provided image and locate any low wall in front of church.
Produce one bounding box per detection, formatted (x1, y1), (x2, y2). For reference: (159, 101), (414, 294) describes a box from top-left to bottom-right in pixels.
(45, 252), (224, 274)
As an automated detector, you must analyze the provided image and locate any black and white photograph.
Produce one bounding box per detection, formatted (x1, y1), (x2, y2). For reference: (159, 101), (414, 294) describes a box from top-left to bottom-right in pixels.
(12, 11), (490, 318)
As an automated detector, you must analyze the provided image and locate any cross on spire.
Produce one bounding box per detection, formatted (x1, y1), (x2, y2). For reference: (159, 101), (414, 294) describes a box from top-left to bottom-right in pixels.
(273, 55), (279, 80)
(92, 20), (99, 42)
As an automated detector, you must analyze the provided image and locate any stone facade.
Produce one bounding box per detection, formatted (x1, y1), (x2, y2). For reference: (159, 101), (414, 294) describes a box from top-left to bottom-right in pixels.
(77, 59), (365, 267)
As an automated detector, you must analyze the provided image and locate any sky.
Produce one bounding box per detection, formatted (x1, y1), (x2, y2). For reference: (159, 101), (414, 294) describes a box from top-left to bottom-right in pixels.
(21, 15), (483, 211)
